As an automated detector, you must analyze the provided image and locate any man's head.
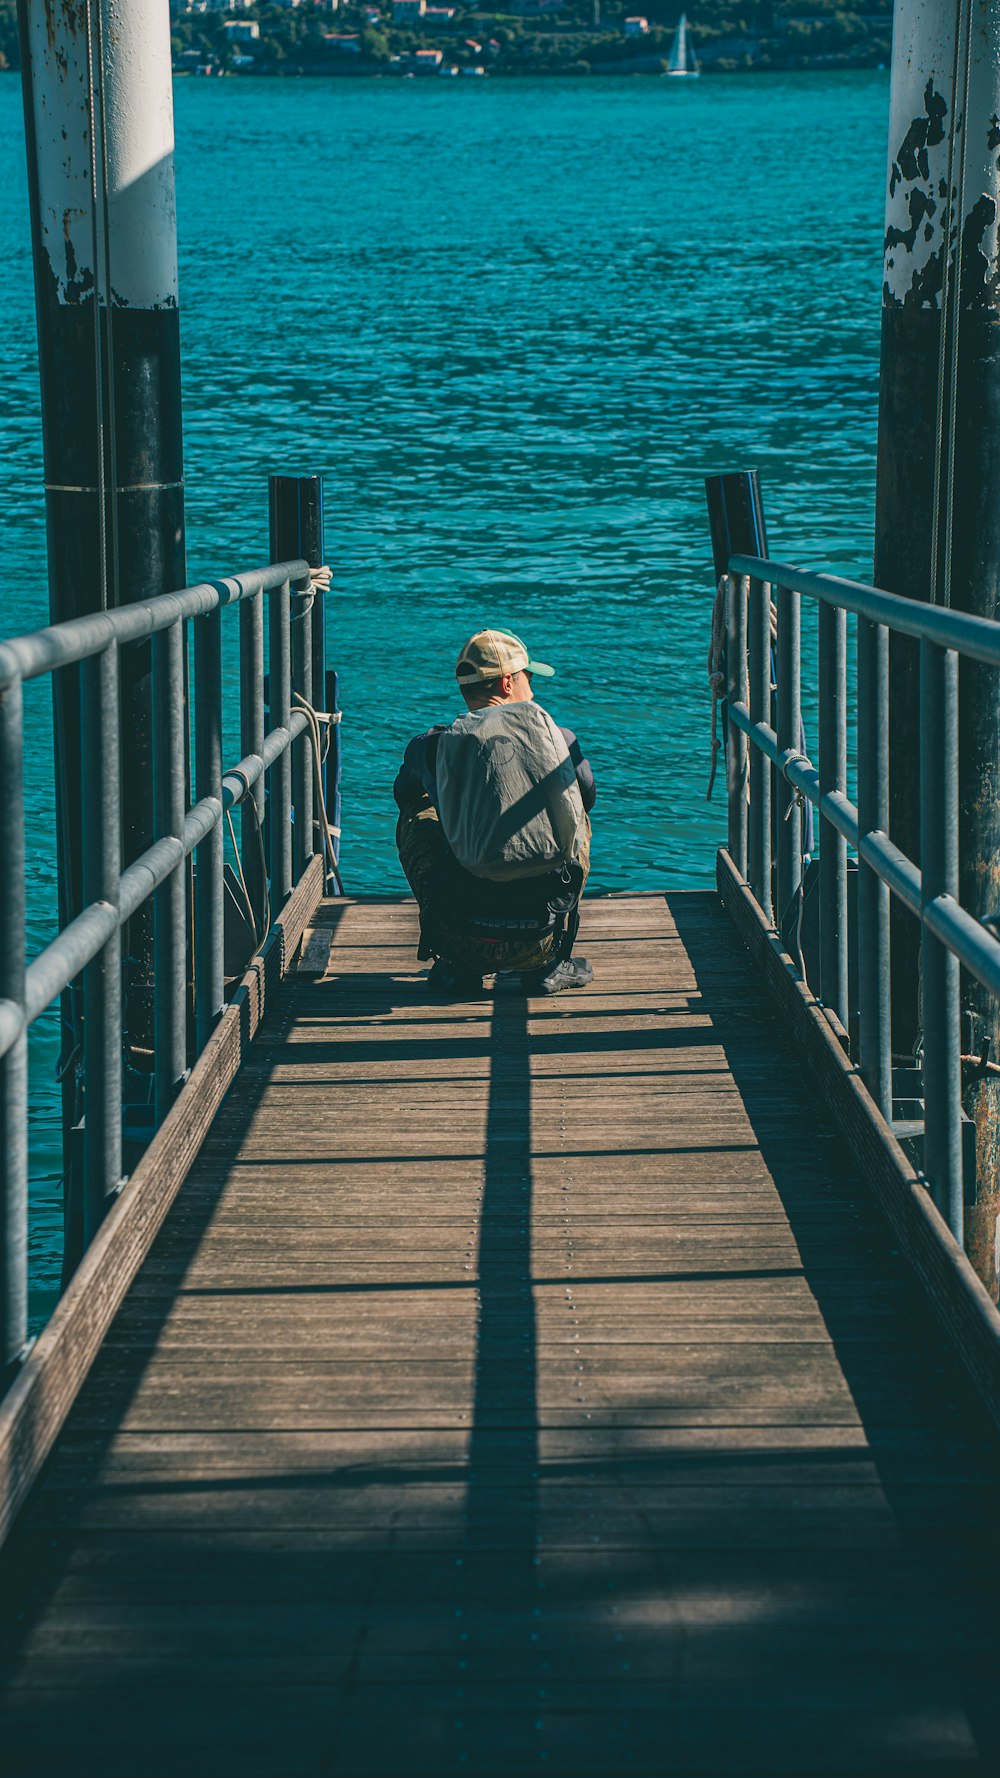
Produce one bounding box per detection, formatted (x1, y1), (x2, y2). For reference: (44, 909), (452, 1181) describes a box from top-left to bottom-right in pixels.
(455, 628), (555, 708)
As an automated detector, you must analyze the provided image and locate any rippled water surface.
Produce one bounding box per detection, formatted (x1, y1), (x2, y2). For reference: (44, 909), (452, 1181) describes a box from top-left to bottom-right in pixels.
(1, 71), (888, 1313)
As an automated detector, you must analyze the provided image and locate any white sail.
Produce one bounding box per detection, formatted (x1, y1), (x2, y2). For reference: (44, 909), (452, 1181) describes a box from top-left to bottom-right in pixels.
(666, 12), (699, 75)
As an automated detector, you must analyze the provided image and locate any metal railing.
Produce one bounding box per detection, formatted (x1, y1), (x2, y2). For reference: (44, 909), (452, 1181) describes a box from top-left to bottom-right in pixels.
(723, 555), (1000, 1245)
(0, 556), (326, 1374)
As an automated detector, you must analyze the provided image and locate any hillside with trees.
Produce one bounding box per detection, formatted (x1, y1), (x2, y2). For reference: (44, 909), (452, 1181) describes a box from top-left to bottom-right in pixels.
(0, 0), (893, 78)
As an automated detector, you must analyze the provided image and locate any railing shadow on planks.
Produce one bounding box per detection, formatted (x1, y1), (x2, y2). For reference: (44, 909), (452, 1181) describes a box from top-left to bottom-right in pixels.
(0, 554), (334, 1399)
(718, 552), (1000, 1425)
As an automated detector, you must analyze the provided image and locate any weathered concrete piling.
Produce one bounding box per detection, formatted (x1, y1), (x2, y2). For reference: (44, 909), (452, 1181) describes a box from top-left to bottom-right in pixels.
(874, 0), (1000, 1287)
(17, 0), (186, 1263)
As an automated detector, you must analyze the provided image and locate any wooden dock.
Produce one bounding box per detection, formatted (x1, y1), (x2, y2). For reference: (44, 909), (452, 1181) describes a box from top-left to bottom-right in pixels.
(1, 892), (998, 1775)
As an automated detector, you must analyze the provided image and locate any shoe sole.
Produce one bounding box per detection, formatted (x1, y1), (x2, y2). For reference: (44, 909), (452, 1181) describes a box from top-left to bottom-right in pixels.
(528, 969), (593, 995)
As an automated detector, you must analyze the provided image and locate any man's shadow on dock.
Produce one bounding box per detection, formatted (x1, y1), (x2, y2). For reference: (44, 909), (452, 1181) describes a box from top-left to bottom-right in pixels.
(458, 976), (542, 1765)
(0, 930), (549, 1773)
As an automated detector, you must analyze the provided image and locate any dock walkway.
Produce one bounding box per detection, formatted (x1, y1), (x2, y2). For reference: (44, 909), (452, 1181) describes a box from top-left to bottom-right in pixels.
(1, 892), (998, 1775)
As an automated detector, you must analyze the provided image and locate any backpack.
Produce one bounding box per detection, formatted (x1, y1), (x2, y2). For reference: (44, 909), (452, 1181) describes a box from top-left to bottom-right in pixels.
(436, 702), (586, 882)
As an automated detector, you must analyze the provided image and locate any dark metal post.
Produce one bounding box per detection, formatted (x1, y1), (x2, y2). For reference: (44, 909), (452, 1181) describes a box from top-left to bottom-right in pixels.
(705, 471), (769, 863)
(152, 619), (187, 1125)
(818, 601), (848, 1025)
(240, 593), (266, 931)
(857, 618), (892, 1117)
(268, 581), (293, 908)
(920, 641), (963, 1241)
(748, 577), (772, 922)
(704, 471), (769, 584)
(194, 606), (223, 1050)
(81, 642), (122, 1244)
(775, 582), (802, 927)
(312, 580), (326, 717)
(0, 674), (27, 1371)
(291, 582), (314, 880)
(269, 476), (325, 880)
(17, 0), (186, 1220)
(326, 670), (343, 872)
(725, 574), (748, 878)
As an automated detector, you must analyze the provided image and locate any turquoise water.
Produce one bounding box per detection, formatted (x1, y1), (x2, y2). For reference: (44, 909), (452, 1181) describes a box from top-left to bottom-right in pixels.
(0, 71), (888, 1315)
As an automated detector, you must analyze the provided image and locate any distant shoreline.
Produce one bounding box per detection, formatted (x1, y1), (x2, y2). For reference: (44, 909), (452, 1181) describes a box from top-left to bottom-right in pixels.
(0, 67), (891, 82)
(149, 58), (892, 81)
(166, 63), (888, 77)
(0, 63), (890, 75)
(0, 0), (894, 84)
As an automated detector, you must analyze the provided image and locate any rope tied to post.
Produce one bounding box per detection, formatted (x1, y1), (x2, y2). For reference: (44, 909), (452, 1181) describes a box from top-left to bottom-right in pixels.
(291, 565), (333, 624)
(960, 1045), (1000, 1080)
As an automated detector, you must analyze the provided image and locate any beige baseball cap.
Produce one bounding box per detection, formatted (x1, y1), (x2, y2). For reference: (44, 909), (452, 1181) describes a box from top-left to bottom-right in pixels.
(455, 627), (555, 686)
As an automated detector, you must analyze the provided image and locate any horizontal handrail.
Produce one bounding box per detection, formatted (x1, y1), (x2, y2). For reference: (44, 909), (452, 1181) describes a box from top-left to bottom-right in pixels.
(0, 541), (330, 1378)
(222, 712), (309, 809)
(23, 902), (120, 1033)
(0, 999), (22, 1056)
(730, 554), (1000, 668)
(0, 562), (308, 690)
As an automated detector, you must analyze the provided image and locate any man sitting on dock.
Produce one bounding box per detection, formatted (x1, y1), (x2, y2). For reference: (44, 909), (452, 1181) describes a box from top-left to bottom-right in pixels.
(394, 627), (596, 996)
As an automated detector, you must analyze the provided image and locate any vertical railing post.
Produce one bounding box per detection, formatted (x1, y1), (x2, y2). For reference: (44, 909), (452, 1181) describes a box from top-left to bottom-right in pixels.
(194, 602), (224, 1050)
(269, 579), (293, 908)
(268, 474), (324, 886)
(81, 641), (122, 1244)
(240, 591), (266, 930)
(748, 576), (773, 922)
(857, 616), (891, 1117)
(152, 618), (188, 1127)
(920, 639), (963, 1240)
(291, 575), (314, 882)
(725, 572), (748, 878)
(775, 580), (802, 928)
(818, 599), (848, 1025)
(0, 672), (27, 1371)
(312, 576), (326, 717)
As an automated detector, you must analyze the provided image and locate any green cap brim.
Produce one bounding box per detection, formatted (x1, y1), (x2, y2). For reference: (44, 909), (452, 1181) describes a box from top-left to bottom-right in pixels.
(526, 658), (555, 677)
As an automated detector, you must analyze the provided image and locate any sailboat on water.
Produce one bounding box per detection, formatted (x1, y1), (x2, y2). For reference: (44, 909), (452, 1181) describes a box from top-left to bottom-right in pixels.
(665, 12), (699, 76)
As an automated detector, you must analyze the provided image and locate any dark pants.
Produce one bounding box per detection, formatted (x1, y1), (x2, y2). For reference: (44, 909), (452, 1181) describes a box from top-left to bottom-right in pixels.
(396, 799), (590, 976)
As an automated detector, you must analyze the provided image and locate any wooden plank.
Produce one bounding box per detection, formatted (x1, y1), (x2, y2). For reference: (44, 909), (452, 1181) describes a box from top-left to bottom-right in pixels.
(1, 889), (998, 1775)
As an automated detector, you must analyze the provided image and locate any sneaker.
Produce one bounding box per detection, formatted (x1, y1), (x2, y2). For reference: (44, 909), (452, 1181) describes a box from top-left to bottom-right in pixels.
(524, 955), (594, 995)
(427, 959), (484, 998)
